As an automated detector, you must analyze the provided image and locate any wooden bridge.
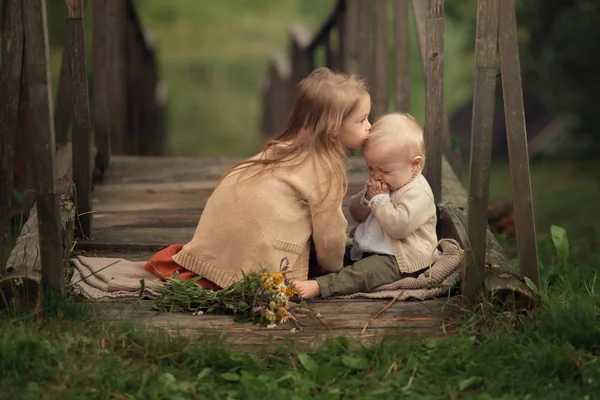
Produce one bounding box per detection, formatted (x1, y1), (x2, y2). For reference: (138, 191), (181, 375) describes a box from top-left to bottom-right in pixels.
(1, 0), (539, 350)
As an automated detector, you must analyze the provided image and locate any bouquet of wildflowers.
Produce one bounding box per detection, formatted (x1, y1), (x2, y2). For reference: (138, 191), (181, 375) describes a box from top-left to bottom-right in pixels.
(153, 258), (308, 328)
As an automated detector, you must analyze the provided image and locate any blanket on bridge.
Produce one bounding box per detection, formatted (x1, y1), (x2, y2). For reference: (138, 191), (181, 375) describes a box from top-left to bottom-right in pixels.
(70, 241), (463, 302)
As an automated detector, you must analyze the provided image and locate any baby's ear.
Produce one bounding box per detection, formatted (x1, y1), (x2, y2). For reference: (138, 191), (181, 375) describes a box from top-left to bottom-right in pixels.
(411, 156), (423, 169)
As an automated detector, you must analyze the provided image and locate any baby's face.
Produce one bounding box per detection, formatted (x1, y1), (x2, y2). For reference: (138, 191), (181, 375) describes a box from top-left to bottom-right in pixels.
(363, 142), (417, 191)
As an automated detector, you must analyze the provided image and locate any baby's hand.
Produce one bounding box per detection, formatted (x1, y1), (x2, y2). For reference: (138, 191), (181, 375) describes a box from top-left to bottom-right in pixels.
(366, 179), (390, 200)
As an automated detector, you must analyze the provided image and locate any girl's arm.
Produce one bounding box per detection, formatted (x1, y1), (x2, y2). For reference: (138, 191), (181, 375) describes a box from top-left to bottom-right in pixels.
(348, 185), (371, 223)
(369, 188), (435, 239)
(308, 186), (347, 273)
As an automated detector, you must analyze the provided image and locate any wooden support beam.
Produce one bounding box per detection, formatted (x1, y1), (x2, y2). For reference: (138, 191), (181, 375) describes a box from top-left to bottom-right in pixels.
(0, 0), (24, 267)
(1, 145), (76, 310)
(66, 0), (93, 239)
(464, 0), (500, 302)
(423, 0), (444, 204)
(498, 0), (539, 289)
(343, 0), (360, 74)
(289, 23), (314, 88)
(356, 0), (372, 83)
(411, 0), (461, 180)
(54, 45), (72, 148)
(393, 0), (410, 112)
(22, 0), (64, 294)
(373, 0), (389, 117)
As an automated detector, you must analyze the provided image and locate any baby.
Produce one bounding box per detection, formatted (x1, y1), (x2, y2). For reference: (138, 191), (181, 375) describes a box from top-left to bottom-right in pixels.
(294, 113), (440, 299)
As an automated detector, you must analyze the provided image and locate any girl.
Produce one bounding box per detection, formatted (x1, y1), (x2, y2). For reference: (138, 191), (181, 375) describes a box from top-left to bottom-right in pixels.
(144, 67), (372, 289)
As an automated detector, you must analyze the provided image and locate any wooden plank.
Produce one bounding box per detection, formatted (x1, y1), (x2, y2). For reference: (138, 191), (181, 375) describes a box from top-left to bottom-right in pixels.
(333, 6), (345, 72)
(92, 298), (455, 351)
(394, 0), (410, 112)
(54, 45), (72, 148)
(498, 0), (539, 288)
(22, 0), (64, 294)
(66, 0), (93, 239)
(463, 0), (500, 302)
(423, 0), (444, 203)
(373, 0), (389, 117)
(410, 0), (461, 179)
(0, 0), (24, 267)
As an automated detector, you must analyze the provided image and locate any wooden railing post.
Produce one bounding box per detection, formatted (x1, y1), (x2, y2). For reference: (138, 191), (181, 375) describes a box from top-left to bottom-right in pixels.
(498, 0), (539, 289)
(66, 0), (93, 239)
(356, 0), (372, 84)
(22, 0), (64, 294)
(54, 45), (72, 148)
(464, 0), (500, 302)
(411, 0), (462, 180)
(290, 23), (314, 90)
(393, 0), (410, 112)
(373, 0), (389, 117)
(0, 0), (24, 267)
(423, 0), (445, 204)
(342, 0), (360, 74)
(93, 0), (127, 158)
(261, 52), (292, 137)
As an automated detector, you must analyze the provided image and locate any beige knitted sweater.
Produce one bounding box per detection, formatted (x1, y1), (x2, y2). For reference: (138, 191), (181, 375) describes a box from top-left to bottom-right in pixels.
(172, 152), (348, 288)
(348, 174), (440, 273)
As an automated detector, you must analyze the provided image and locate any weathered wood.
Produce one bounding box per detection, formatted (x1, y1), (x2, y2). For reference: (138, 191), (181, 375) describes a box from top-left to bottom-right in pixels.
(498, 0), (539, 288)
(0, 0), (24, 267)
(54, 45), (72, 148)
(92, 298), (455, 352)
(438, 157), (533, 308)
(261, 51), (292, 137)
(94, 0), (128, 155)
(343, 0), (360, 74)
(324, 32), (334, 68)
(22, 0), (64, 294)
(356, 0), (372, 82)
(411, 0), (461, 180)
(289, 23), (314, 88)
(373, 0), (389, 117)
(1, 145), (76, 309)
(66, 0), (93, 239)
(92, 0), (110, 169)
(463, 0), (500, 302)
(332, 6), (345, 72)
(393, 0), (410, 112)
(423, 0), (444, 204)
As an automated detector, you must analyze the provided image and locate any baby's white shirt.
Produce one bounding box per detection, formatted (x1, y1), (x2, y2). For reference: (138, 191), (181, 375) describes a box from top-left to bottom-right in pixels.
(350, 192), (395, 261)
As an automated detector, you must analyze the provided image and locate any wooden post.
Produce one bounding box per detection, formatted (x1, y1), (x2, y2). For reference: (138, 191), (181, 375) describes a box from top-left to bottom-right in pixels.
(66, 0), (93, 239)
(498, 0), (539, 288)
(0, 0), (24, 267)
(423, 0), (444, 204)
(325, 32), (334, 68)
(356, 0), (372, 83)
(333, 5), (345, 72)
(22, 0), (64, 294)
(290, 23), (313, 90)
(373, 0), (389, 117)
(343, 0), (360, 74)
(394, 0), (410, 112)
(54, 46), (72, 148)
(411, 0), (461, 180)
(93, 0), (128, 157)
(464, 0), (500, 302)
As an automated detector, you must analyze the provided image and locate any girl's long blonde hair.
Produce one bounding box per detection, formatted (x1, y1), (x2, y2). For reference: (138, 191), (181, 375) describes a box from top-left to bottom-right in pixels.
(221, 67), (369, 205)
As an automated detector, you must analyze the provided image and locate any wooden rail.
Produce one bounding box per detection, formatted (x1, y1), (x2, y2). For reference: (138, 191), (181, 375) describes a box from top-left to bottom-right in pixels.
(0, 0), (166, 307)
(261, 0), (540, 305)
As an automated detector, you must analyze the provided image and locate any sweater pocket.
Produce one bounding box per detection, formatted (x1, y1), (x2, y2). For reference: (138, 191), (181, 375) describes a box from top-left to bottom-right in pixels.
(272, 239), (305, 274)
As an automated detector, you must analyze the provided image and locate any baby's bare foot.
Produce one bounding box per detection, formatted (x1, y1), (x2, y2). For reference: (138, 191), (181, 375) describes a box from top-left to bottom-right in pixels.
(292, 280), (321, 299)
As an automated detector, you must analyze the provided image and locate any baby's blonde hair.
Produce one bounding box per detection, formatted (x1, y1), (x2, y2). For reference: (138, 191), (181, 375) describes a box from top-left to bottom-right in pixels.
(365, 112), (426, 169)
(222, 67), (369, 204)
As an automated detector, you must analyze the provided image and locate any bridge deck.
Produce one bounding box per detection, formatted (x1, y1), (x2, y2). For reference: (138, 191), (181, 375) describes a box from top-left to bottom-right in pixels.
(76, 156), (458, 352)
